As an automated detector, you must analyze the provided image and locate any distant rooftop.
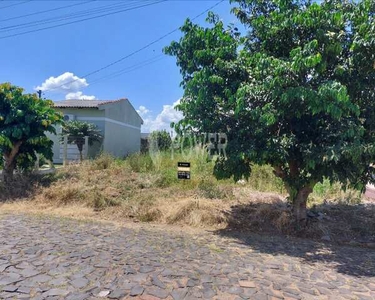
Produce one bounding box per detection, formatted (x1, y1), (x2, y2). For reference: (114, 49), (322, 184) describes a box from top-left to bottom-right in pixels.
(53, 99), (126, 108)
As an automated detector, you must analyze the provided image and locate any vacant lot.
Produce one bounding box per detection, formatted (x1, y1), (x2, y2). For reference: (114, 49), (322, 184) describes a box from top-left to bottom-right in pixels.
(1, 151), (375, 247)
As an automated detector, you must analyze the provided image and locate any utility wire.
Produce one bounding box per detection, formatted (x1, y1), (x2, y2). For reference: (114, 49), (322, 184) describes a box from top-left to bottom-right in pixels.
(44, 0), (225, 92)
(0, 1), (94, 23)
(0, 0), (30, 10)
(0, 1), (146, 32)
(89, 55), (165, 85)
(0, 0), (165, 40)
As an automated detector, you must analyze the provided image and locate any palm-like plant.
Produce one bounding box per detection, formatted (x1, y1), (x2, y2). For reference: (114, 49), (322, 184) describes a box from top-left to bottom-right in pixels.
(61, 121), (102, 161)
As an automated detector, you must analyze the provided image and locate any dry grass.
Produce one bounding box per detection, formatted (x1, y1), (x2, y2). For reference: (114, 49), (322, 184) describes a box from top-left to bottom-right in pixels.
(1, 153), (374, 245)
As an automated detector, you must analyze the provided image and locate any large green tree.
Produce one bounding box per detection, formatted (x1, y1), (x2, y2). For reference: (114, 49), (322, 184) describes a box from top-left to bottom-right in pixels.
(0, 83), (62, 182)
(165, 0), (375, 226)
(61, 120), (102, 161)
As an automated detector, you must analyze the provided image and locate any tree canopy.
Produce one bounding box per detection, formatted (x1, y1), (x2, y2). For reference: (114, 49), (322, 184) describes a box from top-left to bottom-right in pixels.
(0, 83), (62, 182)
(164, 0), (375, 225)
(61, 120), (102, 161)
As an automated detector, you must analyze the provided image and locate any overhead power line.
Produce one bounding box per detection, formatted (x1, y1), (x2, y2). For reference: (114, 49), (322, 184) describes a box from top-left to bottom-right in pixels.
(45, 0), (225, 92)
(0, 0), (30, 11)
(89, 55), (165, 85)
(0, 0), (165, 40)
(0, 1), (146, 32)
(0, 1), (94, 23)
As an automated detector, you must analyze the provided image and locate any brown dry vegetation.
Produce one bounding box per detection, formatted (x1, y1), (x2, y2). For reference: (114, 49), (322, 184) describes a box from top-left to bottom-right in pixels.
(1, 151), (374, 246)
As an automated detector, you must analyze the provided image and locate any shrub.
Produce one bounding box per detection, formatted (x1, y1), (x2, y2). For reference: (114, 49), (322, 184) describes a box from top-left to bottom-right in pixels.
(126, 153), (154, 172)
(197, 179), (232, 199)
(89, 153), (114, 170)
(91, 190), (121, 211)
(149, 130), (172, 151)
(154, 169), (178, 188)
(247, 165), (285, 194)
(309, 178), (362, 206)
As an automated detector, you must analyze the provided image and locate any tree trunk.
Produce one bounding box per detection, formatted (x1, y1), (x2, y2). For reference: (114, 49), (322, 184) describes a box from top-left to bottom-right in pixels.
(2, 141), (22, 183)
(77, 142), (84, 162)
(273, 164), (315, 229)
(3, 160), (15, 183)
(292, 186), (313, 229)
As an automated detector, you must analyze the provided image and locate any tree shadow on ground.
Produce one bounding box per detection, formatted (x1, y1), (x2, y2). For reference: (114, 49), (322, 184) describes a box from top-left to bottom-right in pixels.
(0, 173), (57, 202)
(215, 199), (375, 278)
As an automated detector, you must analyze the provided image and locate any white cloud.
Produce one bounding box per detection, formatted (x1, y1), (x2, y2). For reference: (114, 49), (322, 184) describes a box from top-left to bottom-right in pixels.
(137, 105), (151, 117)
(65, 91), (96, 100)
(36, 72), (88, 93)
(140, 100), (183, 133)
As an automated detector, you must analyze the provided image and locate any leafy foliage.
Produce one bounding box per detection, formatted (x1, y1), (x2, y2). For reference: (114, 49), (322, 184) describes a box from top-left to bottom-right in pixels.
(164, 1), (375, 224)
(61, 120), (102, 161)
(0, 83), (62, 181)
(149, 130), (172, 151)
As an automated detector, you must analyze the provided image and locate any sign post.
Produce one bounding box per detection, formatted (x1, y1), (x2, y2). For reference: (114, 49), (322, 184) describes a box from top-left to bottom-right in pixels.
(177, 162), (190, 179)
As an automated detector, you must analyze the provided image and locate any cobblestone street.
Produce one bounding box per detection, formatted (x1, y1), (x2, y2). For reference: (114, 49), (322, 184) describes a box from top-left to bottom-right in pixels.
(0, 213), (374, 299)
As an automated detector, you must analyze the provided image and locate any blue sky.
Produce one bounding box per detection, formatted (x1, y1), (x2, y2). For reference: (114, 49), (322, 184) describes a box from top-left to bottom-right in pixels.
(0, 0), (237, 132)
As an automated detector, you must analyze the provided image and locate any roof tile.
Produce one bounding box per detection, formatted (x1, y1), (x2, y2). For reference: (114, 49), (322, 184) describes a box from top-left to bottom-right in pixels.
(53, 99), (127, 108)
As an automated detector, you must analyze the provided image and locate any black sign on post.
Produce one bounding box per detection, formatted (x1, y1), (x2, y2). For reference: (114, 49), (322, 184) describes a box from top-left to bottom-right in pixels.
(177, 162), (191, 179)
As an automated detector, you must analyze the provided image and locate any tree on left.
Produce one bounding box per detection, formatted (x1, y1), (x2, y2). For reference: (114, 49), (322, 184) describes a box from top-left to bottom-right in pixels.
(0, 83), (63, 183)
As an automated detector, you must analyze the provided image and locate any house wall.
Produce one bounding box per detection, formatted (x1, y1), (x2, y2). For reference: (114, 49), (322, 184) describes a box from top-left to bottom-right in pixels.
(100, 99), (143, 127)
(103, 122), (141, 157)
(48, 108), (105, 163)
(48, 101), (142, 163)
(101, 100), (142, 157)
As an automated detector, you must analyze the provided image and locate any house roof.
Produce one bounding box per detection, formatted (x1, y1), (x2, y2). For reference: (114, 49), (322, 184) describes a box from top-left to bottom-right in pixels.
(53, 99), (126, 108)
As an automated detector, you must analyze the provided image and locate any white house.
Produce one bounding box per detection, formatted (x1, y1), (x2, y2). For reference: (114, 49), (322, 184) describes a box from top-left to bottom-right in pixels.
(47, 98), (143, 163)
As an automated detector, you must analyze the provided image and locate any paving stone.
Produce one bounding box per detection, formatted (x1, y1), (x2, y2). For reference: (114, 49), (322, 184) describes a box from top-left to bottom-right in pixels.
(140, 295), (161, 300)
(283, 292), (302, 300)
(186, 279), (198, 287)
(240, 287), (257, 298)
(20, 268), (40, 278)
(96, 290), (111, 297)
(202, 286), (216, 298)
(124, 266), (136, 274)
(239, 280), (256, 288)
(81, 250), (96, 259)
(71, 278), (89, 289)
(50, 277), (67, 286)
(66, 292), (90, 300)
(171, 288), (189, 300)
(2, 285), (18, 292)
(94, 262), (110, 268)
(200, 275), (213, 283)
(42, 288), (70, 297)
(131, 273), (149, 282)
(353, 293), (374, 300)
(252, 292), (268, 300)
(0, 276), (22, 285)
(139, 266), (155, 273)
(130, 285), (145, 296)
(146, 287), (169, 299)
(228, 286), (244, 295)
(0, 264), (9, 272)
(108, 289), (128, 299)
(17, 286), (31, 294)
(316, 286), (332, 296)
(151, 275), (166, 289)
(30, 274), (52, 283)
